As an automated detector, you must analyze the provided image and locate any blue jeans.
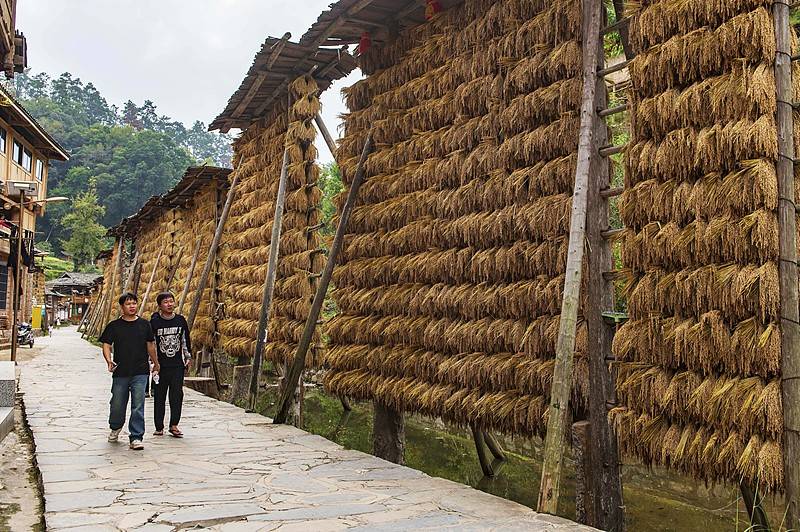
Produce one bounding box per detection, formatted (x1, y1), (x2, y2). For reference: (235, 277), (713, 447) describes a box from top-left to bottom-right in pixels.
(109, 375), (148, 442)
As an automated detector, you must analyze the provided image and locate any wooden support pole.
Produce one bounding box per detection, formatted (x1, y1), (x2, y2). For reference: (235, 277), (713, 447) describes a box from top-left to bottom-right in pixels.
(273, 130), (374, 425)
(140, 246), (165, 313)
(187, 172), (241, 330)
(340, 395), (352, 411)
(121, 250), (140, 294)
(538, 0), (603, 516)
(102, 239), (124, 327)
(373, 401), (405, 464)
(248, 148), (290, 412)
(610, 0), (633, 59)
(471, 424), (495, 477)
(740, 482), (771, 531)
(585, 25), (626, 530)
(483, 431), (506, 461)
(85, 285), (109, 338)
(177, 237), (204, 315)
(165, 245), (185, 291)
(774, 2), (800, 528)
(599, 144), (626, 157)
(314, 113), (339, 163)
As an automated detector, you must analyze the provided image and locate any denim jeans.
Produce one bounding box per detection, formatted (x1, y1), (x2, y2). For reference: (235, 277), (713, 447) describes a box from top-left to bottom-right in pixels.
(109, 374), (148, 442)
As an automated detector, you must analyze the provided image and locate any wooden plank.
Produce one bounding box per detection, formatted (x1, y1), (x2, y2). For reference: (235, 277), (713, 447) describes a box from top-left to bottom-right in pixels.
(273, 130), (374, 425)
(471, 424), (495, 477)
(538, 0), (603, 516)
(774, 2), (800, 528)
(248, 148), (290, 411)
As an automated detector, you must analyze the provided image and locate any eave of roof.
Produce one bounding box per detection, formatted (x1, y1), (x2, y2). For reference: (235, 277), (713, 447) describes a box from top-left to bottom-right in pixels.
(0, 84), (69, 161)
(210, 36), (357, 133)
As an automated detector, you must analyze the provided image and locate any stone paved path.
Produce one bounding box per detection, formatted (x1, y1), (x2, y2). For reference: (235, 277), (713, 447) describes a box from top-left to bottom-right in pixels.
(18, 327), (593, 531)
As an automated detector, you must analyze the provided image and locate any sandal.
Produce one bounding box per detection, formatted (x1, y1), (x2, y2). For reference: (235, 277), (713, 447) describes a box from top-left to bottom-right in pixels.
(168, 427), (184, 438)
(153, 430), (164, 436)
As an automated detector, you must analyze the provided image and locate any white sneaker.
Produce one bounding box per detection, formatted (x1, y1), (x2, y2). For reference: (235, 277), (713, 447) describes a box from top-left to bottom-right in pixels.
(108, 428), (122, 443)
(129, 440), (144, 450)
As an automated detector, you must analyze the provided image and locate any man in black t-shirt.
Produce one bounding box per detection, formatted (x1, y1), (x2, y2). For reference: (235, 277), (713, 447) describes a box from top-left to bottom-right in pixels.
(150, 291), (192, 437)
(99, 292), (160, 450)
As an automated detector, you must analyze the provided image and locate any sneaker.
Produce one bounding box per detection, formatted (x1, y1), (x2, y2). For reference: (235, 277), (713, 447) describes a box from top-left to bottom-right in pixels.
(129, 440), (144, 450)
(108, 428), (122, 443)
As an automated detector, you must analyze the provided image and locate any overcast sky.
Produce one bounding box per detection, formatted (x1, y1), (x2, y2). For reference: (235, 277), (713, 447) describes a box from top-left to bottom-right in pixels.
(17, 0), (361, 163)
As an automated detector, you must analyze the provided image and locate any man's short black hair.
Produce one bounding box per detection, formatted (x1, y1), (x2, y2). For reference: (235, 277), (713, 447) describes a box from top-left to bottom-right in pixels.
(156, 291), (175, 306)
(118, 292), (138, 305)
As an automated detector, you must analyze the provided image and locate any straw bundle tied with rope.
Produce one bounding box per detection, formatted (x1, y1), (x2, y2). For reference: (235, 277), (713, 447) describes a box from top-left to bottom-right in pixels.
(218, 76), (324, 368)
(324, 0), (587, 437)
(612, 0), (798, 492)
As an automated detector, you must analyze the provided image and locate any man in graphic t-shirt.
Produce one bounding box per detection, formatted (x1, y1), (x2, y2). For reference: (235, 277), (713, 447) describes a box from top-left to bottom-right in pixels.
(150, 291), (192, 438)
(100, 292), (159, 450)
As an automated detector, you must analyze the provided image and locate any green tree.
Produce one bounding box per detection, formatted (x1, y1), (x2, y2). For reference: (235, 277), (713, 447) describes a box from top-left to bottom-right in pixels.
(60, 186), (107, 271)
(319, 162), (343, 236)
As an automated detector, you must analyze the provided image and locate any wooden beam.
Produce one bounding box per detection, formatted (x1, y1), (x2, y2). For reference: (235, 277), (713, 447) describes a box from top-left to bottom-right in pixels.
(248, 148), (291, 412)
(273, 130), (374, 425)
(538, 0), (603, 517)
(774, 2), (800, 528)
(232, 32), (292, 118)
(121, 250), (140, 294)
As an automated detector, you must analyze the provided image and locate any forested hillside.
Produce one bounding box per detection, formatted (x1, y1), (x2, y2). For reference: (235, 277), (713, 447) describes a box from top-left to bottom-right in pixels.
(3, 72), (233, 259)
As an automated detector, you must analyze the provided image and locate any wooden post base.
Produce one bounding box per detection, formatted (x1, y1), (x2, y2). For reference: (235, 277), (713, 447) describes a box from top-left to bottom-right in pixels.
(373, 401), (405, 464)
(230, 365), (252, 407)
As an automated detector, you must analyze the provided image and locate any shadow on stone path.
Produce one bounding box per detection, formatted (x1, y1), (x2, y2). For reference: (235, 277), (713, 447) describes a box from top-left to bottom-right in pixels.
(18, 327), (593, 531)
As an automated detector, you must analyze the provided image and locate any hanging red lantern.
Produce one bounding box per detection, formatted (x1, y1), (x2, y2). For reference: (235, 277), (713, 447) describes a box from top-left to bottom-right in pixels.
(425, 0), (442, 20)
(357, 31), (372, 55)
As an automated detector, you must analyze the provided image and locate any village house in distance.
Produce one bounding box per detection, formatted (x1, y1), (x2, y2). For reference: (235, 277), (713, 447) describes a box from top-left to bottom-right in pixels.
(0, 1), (68, 347)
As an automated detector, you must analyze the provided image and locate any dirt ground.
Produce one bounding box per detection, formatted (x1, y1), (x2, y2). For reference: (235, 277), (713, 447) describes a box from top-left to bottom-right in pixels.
(0, 342), (45, 532)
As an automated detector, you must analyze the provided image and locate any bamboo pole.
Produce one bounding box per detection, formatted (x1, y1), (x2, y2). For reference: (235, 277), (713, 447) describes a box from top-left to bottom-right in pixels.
(273, 130), (374, 425)
(102, 239), (124, 327)
(248, 148), (290, 411)
(140, 246), (165, 313)
(538, 0), (603, 516)
(187, 172), (241, 330)
(774, 2), (800, 528)
(177, 237), (204, 314)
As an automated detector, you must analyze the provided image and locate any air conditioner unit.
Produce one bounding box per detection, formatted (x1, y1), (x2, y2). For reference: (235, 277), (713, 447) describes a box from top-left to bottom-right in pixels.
(6, 180), (38, 198)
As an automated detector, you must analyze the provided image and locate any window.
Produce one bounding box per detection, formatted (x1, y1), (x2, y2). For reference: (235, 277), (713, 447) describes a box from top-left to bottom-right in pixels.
(0, 265), (8, 310)
(35, 160), (44, 181)
(0, 128), (6, 154)
(22, 148), (32, 172)
(12, 140), (20, 165)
